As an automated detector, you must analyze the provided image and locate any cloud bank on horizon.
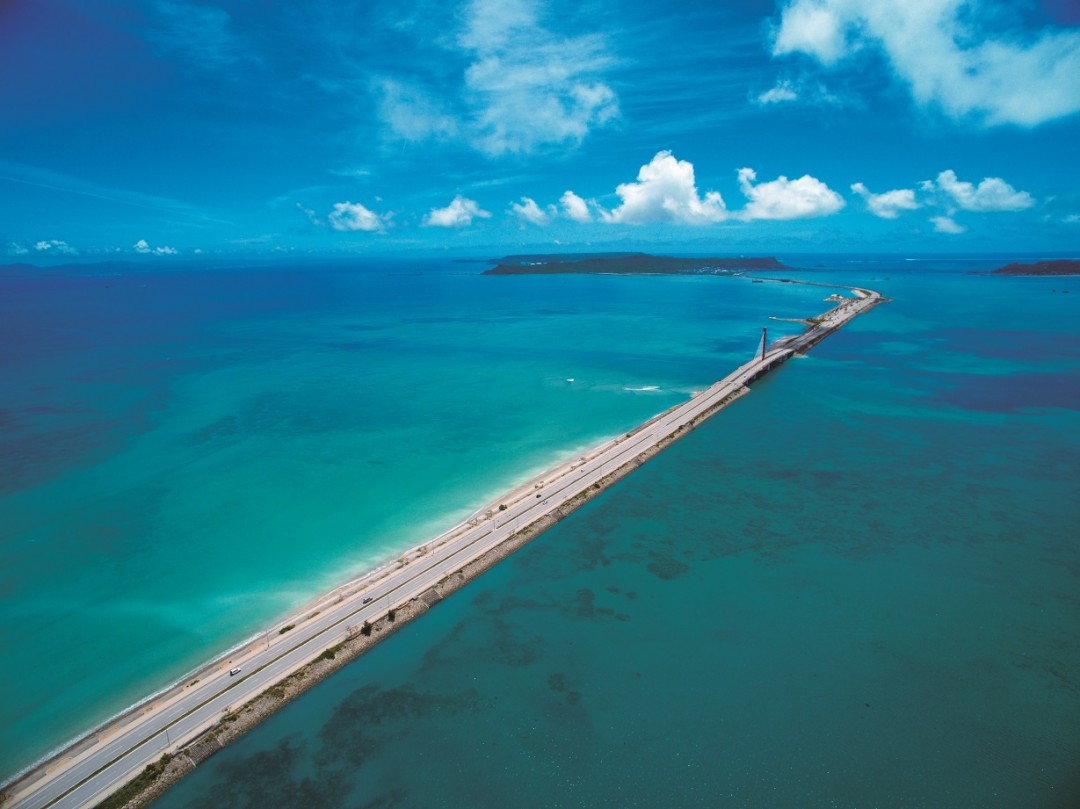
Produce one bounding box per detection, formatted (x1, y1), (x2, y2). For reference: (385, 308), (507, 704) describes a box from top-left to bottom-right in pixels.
(1, 0), (1077, 256)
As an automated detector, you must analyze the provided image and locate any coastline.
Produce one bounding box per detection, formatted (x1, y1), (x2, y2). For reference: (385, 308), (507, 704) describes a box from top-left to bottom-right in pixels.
(2, 277), (885, 809)
(90, 385), (755, 809)
(0, 400), (672, 800)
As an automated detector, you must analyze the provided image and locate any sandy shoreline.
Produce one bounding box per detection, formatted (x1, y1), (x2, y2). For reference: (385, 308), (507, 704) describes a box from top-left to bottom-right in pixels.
(92, 383), (754, 809)
(2, 278), (884, 809)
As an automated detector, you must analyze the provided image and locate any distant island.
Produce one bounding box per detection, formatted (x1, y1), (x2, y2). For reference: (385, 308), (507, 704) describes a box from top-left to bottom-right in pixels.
(483, 253), (790, 275)
(991, 259), (1080, 276)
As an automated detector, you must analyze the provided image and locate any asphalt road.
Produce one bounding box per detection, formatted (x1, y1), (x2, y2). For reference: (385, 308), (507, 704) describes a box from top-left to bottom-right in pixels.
(5, 286), (880, 809)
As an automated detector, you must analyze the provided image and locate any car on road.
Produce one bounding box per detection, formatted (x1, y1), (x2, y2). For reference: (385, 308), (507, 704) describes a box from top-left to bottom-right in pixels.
(362, 597), (372, 604)
(229, 667), (242, 676)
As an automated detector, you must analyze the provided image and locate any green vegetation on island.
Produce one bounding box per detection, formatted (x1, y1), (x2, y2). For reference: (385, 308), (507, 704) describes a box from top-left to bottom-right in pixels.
(991, 259), (1080, 276)
(483, 253), (790, 275)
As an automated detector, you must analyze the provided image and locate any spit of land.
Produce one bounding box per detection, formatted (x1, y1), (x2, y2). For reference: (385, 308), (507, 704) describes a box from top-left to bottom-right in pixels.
(2, 269), (884, 809)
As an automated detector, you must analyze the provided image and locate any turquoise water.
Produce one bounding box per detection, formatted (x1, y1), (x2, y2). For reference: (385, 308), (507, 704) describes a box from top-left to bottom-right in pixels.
(0, 260), (826, 779)
(145, 262), (1080, 808)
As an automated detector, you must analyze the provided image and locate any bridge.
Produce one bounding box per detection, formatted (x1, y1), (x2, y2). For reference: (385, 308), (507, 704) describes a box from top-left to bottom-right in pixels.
(2, 281), (884, 809)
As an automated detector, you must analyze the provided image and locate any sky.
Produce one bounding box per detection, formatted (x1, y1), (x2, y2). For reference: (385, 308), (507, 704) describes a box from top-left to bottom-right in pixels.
(1, 0), (1079, 259)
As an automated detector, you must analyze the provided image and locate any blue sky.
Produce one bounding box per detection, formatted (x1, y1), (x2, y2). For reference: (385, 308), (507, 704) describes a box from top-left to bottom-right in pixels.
(2, 0), (1078, 258)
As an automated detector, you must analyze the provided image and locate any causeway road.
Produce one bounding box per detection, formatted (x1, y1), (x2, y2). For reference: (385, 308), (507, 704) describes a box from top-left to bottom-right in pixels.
(3, 282), (882, 809)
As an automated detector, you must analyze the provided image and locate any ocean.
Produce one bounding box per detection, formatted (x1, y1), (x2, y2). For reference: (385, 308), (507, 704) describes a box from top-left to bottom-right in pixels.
(0, 258), (821, 779)
(2, 256), (1078, 806)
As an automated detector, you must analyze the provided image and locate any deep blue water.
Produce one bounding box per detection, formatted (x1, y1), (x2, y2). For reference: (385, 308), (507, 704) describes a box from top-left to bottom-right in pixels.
(0, 258), (823, 779)
(150, 257), (1078, 809)
(2, 256), (1078, 807)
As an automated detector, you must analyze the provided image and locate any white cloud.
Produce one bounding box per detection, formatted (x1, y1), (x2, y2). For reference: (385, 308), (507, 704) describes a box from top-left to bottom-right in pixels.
(597, 151), (845, 225)
(931, 215), (966, 234)
(296, 202), (322, 226)
(329, 167), (373, 179)
(771, 0), (1080, 126)
(8, 242), (30, 256)
(34, 239), (77, 255)
(755, 76), (846, 108)
(510, 197), (554, 226)
(373, 0), (617, 156)
(736, 168), (845, 220)
(375, 79), (459, 143)
(930, 170), (1035, 212)
(328, 201), (389, 232)
(424, 195), (492, 228)
(560, 190), (592, 223)
(458, 0), (619, 155)
(600, 151), (728, 225)
(134, 238), (179, 255)
(757, 80), (799, 105)
(773, 1), (848, 65)
(850, 182), (919, 218)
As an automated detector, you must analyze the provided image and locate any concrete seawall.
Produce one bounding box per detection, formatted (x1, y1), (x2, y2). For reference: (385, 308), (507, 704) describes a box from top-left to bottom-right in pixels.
(2, 279), (885, 809)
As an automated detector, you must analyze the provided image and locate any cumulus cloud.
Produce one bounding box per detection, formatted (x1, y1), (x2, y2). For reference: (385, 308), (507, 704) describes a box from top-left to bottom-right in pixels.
(928, 169), (1035, 212)
(328, 201), (389, 232)
(847, 169), (1032, 225)
(931, 215), (966, 234)
(560, 190), (592, 223)
(600, 151), (728, 225)
(34, 239), (77, 255)
(510, 197), (554, 226)
(850, 182), (919, 218)
(771, 0), (1080, 126)
(597, 151), (845, 225)
(424, 195), (492, 228)
(736, 168), (845, 220)
(8, 242), (30, 255)
(773, 1), (848, 65)
(134, 239), (179, 255)
(458, 0), (618, 155)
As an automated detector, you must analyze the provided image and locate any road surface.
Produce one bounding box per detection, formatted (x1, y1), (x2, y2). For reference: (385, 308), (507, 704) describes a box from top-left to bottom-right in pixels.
(2, 283), (882, 809)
